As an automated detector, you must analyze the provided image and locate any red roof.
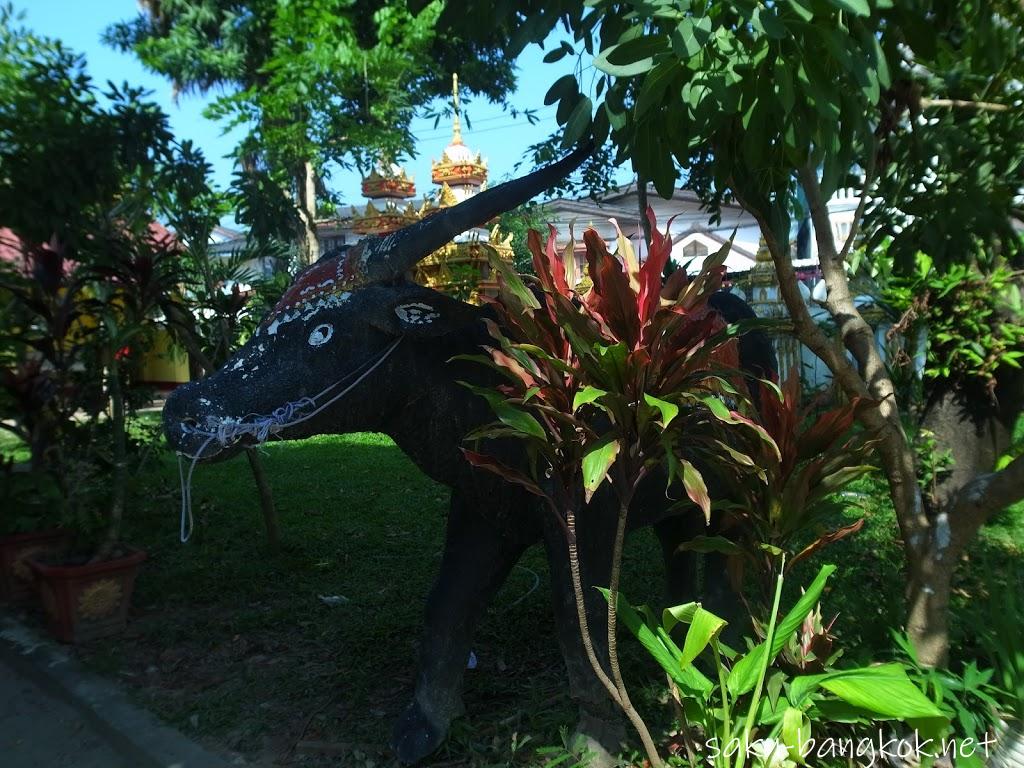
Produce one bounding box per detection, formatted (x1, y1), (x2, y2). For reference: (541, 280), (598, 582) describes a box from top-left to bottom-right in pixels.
(0, 228), (24, 265)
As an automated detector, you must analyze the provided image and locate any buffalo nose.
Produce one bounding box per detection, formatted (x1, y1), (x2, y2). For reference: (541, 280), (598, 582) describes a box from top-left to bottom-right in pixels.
(162, 384), (218, 452)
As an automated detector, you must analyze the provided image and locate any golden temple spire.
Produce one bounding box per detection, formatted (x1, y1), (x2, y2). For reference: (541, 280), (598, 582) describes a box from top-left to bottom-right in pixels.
(755, 234), (772, 262)
(451, 73), (463, 144)
(431, 72), (488, 193)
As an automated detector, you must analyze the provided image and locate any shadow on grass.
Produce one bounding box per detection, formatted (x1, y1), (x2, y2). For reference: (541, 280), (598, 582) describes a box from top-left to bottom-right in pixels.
(67, 433), (666, 766)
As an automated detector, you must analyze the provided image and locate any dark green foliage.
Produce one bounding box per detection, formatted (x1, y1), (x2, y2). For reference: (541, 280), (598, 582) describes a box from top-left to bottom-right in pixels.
(880, 253), (1024, 395)
(497, 203), (550, 274)
(154, 141), (290, 369)
(105, 0), (521, 225)
(433, 0), (1024, 267)
(0, 7), (175, 249)
(0, 12), (204, 549)
(975, 562), (1024, 722)
(891, 630), (1002, 763)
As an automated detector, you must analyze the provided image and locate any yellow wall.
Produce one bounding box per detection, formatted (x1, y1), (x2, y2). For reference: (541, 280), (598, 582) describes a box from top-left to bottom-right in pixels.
(137, 329), (189, 388)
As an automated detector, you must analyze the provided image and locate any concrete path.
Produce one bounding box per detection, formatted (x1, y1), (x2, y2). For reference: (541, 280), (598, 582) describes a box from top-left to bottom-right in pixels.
(0, 614), (228, 768)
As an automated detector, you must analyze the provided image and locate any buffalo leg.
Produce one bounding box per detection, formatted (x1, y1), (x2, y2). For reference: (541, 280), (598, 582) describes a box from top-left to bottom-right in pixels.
(654, 515), (704, 606)
(541, 509), (626, 767)
(391, 493), (528, 764)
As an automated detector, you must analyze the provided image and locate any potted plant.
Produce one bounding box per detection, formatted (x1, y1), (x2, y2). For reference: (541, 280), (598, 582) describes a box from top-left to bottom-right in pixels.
(29, 543), (148, 644)
(27, 225), (177, 643)
(26, 364), (151, 643)
(0, 462), (71, 604)
(0, 242), (89, 604)
(0, 206), (159, 642)
(0, 24), (198, 641)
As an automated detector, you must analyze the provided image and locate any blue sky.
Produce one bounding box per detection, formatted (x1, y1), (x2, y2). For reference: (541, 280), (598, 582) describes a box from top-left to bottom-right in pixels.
(10, 0), (626, 223)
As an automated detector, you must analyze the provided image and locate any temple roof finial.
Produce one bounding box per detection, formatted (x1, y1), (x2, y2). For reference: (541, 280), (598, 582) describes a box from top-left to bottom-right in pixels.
(451, 73), (462, 144)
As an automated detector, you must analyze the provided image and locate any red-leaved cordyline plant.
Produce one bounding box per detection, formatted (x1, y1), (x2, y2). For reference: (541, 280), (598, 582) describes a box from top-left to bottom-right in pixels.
(690, 371), (878, 603)
(458, 208), (780, 768)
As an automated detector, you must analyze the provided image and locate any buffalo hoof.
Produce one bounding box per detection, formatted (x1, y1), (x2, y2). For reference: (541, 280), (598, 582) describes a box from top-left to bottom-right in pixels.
(571, 708), (626, 768)
(390, 700), (449, 765)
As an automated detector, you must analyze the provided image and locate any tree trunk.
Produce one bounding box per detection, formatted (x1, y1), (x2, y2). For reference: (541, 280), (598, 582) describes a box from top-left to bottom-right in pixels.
(245, 447), (280, 551)
(94, 357), (126, 562)
(636, 175), (652, 250)
(733, 166), (1024, 668)
(294, 160), (320, 267)
(906, 549), (956, 666)
(906, 375), (1024, 665)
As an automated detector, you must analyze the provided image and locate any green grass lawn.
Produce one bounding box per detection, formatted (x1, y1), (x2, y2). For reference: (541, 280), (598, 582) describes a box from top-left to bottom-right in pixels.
(3, 427), (1022, 766)
(77, 431), (651, 767)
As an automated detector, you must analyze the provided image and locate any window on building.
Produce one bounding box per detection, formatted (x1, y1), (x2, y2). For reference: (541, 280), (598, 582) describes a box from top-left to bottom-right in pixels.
(832, 221), (851, 242)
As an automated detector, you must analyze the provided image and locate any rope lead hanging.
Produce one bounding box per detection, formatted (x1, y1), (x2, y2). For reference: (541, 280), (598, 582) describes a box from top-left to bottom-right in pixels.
(176, 337), (404, 543)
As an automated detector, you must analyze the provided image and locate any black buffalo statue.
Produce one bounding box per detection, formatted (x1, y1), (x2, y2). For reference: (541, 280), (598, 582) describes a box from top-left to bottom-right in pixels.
(163, 145), (775, 765)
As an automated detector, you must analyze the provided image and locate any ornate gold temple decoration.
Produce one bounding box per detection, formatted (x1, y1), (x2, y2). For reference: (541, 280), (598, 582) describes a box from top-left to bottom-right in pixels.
(321, 74), (516, 302)
(430, 74), (488, 189)
(436, 182), (460, 209)
(748, 235), (802, 376)
(350, 160), (420, 236)
(77, 578), (122, 620)
(362, 164), (415, 199)
(748, 236), (777, 305)
(413, 74), (515, 302)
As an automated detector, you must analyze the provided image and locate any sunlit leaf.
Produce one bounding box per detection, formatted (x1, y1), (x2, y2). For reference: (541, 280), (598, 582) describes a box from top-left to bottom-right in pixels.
(583, 437), (620, 502)
(573, 385), (608, 411)
(644, 393), (679, 427)
(679, 458), (711, 522)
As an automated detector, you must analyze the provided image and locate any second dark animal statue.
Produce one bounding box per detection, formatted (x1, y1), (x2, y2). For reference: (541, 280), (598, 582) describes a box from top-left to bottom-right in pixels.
(162, 145), (775, 765)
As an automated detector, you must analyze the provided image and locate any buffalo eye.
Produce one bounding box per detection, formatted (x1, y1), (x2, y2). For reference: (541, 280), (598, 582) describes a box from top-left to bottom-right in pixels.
(308, 323), (334, 347)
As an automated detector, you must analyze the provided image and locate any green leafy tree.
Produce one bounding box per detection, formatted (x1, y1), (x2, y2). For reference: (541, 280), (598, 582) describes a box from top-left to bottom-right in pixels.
(434, 0), (1024, 667)
(0, 7), (187, 553)
(154, 140), (290, 550)
(106, 0), (519, 266)
(497, 202), (550, 273)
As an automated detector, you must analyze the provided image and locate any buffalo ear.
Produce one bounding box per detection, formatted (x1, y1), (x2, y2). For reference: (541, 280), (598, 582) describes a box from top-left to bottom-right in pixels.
(366, 284), (480, 337)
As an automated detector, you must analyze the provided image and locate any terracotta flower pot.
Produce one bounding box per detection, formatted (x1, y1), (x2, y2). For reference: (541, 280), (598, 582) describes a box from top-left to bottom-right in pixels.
(28, 547), (146, 643)
(0, 529), (71, 604)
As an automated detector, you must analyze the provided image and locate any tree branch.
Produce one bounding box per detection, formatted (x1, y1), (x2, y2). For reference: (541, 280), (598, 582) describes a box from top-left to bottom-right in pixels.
(949, 453), (1024, 549)
(796, 167), (928, 557)
(838, 145), (876, 263)
(728, 185), (871, 404)
(920, 98), (1010, 113)
(797, 165), (894, 408)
